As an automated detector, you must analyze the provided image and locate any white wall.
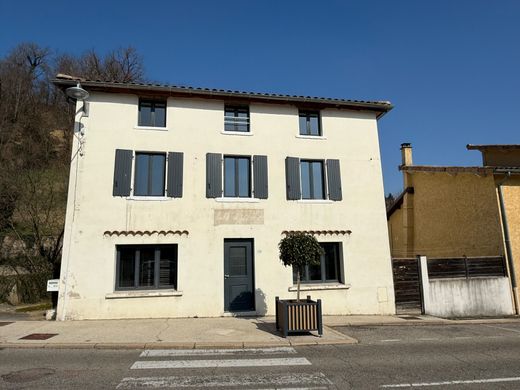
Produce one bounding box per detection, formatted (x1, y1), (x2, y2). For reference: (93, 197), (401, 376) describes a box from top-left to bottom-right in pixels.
(57, 92), (395, 320)
(419, 257), (514, 317)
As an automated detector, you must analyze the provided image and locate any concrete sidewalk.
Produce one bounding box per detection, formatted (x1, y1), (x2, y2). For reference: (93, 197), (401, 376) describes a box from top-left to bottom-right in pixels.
(1, 314), (518, 350)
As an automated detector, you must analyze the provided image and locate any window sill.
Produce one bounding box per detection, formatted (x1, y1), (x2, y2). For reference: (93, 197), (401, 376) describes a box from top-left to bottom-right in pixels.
(221, 130), (253, 136)
(106, 290), (183, 299)
(288, 283), (351, 292)
(297, 199), (334, 204)
(215, 197), (261, 203)
(295, 135), (327, 140)
(134, 126), (168, 131)
(126, 196), (171, 201)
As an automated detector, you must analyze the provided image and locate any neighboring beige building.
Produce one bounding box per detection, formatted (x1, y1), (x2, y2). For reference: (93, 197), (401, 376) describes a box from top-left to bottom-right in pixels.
(387, 143), (520, 311)
(53, 76), (395, 320)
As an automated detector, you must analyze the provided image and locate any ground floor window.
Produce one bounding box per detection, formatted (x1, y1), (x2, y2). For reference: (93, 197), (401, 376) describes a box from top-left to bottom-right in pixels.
(116, 244), (178, 290)
(293, 242), (342, 284)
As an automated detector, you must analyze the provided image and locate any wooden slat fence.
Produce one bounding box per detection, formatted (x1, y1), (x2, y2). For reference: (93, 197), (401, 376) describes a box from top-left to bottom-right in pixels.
(427, 256), (506, 280)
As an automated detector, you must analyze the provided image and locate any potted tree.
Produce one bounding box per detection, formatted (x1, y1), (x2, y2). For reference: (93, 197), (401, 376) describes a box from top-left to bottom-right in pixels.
(276, 232), (324, 337)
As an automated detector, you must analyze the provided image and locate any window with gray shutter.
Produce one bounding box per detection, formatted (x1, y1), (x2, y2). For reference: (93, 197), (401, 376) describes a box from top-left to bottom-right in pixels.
(113, 149), (133, 197)
(253, 155), (268, 199)
(285, 157), (301, 200)
(167, 152), (184, 198)
(326, 159), (342, 201)
(206, 153), (222, 198)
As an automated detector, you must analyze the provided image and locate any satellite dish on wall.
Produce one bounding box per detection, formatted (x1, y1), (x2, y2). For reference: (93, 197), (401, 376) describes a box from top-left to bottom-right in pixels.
(66, 83), (89, 101)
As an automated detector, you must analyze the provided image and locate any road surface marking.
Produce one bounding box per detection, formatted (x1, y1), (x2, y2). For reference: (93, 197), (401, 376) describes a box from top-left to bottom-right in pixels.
(380, 376), (520, 387)
(140, 346), (297, 357)
(482, 324), (520, 334)
(417, 338), (438, 341)
(117, 372), (331, 388)
(381, 339), (401, 342)
(131, 357), (311, 369)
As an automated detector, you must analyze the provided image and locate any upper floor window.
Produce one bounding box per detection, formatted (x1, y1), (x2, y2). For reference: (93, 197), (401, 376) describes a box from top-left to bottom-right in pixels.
(206, 153), (268, 199)
(112, 149), (184, 198)
(224, 156), (251, 197)
(300, 160), (325, 200)
(224, 105), (250, 132)
(285, 157), (342, 201)
(299, 110), (321, 136)
(138, 99), (166, 128)
(134, 152), (166, 196)
(293, 242), (343, 284)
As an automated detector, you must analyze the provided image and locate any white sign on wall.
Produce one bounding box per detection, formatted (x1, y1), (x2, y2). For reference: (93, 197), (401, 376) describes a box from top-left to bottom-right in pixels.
(46, 279), (60, 292)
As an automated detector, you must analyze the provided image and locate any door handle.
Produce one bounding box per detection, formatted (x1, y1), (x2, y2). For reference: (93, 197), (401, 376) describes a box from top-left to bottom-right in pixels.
(224, 274), (230, 278)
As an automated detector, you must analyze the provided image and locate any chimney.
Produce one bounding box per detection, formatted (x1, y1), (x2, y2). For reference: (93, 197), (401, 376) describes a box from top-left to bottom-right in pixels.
(400, 143), (413, 166)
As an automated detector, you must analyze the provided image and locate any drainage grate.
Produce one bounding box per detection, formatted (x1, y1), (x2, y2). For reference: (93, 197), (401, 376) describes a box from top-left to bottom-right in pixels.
(398, 316), (422, 320)
(19, 333), (58, 340)
(0, 322), (13, 327)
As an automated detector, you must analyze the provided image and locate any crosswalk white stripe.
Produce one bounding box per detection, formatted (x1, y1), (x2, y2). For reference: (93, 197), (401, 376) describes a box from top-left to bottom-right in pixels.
(131, 357), (311, 369)
(117, 372), (331, 389)
(140, 347), (297, 357)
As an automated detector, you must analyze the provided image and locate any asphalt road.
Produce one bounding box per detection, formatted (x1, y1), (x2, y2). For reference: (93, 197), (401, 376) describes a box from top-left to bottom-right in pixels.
(1, 323), (520, 389)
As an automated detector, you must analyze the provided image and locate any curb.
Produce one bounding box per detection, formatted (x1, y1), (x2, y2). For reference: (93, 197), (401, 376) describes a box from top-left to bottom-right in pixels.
(0, 338), (357, 350)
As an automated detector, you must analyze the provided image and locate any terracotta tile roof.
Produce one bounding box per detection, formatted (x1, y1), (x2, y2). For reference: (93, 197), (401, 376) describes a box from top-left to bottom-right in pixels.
(52, 74), (393, 118)
(103, 230), (189, 237)
(399, 165), (494, 174)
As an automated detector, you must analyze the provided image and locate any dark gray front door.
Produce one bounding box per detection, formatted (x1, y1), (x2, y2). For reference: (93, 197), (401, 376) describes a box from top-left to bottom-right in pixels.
(224, 239), (254, 312)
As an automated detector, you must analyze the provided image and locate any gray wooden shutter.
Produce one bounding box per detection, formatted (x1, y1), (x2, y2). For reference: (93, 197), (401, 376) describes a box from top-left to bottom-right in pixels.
(206, 153), (222, 198)
(326, 159), (342, 201)
(285, 157), (301, 200)
(253, 155), (268, 199)
(167, 152), (184, 198)
(113, 149), (132, 197)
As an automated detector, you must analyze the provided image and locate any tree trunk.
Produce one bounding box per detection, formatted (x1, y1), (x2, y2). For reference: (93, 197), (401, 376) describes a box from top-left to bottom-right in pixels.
(297, 268), (301, 302)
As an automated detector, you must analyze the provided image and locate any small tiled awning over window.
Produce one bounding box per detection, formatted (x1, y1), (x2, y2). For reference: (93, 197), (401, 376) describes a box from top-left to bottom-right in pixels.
(281, 230), (351, 236)
(103, 230), (189, 237)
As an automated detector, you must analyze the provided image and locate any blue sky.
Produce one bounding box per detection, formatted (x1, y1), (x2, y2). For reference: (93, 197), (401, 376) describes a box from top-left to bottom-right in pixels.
(2, 1), (519, 194)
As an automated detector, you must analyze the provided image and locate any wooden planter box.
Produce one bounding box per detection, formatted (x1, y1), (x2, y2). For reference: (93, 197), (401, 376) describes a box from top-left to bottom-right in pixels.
(275, 296), (323, 337)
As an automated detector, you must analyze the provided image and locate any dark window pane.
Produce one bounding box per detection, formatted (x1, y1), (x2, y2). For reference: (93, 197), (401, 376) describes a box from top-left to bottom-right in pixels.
(150, 154), (165, 196)
(138, 248), (155, 287)
(134, 154), (149, 196)
(224, 106), (249, 132)
(154, 103), (166, 127)
(301, 161), (311, 199)
(224, 157), (236, 197)
(139, 101), (152, 126)
(238, 158), (250, 197)
(308, 262), (322, 281)
(324, 244), (338, 281)
(118, 248), (135, 288)
(309, 115), (320, 136)
(159, 246), (177, 288)
(311, 162), (324, 199)
(299, 115), (308, 135)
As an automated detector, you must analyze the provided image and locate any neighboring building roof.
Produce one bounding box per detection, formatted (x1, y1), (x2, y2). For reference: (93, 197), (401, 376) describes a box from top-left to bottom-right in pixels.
(52, 74), (393, 118)
(386, 187), (414, 219)
(399, 165), (520, 174)
(467, 144), (520, 151)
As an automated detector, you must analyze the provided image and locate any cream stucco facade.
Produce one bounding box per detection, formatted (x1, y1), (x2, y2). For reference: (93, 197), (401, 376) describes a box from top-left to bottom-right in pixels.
(55, 80), (395, 320)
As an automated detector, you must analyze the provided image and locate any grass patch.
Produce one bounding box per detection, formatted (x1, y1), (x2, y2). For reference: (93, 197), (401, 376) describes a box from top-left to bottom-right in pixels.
(15, 302), (52, 312)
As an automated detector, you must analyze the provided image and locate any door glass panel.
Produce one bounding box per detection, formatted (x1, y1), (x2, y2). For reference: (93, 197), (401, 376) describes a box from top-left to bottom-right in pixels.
(229, 246), (247, 276)
(301, 161), (311, 199)
(139, 248), (155, 287)
(134, 154), (149, 196)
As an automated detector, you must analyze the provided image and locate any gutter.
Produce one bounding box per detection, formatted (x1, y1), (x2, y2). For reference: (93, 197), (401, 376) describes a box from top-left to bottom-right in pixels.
(496, 171), (519, 315)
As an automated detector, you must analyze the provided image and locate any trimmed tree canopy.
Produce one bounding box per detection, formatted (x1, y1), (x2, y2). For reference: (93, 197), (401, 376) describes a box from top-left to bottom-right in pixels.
(278, 232), (324, 269)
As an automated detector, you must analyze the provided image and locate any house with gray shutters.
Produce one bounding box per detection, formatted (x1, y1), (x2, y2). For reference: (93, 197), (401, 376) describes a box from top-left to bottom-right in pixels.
(53, 75), (396, 320)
